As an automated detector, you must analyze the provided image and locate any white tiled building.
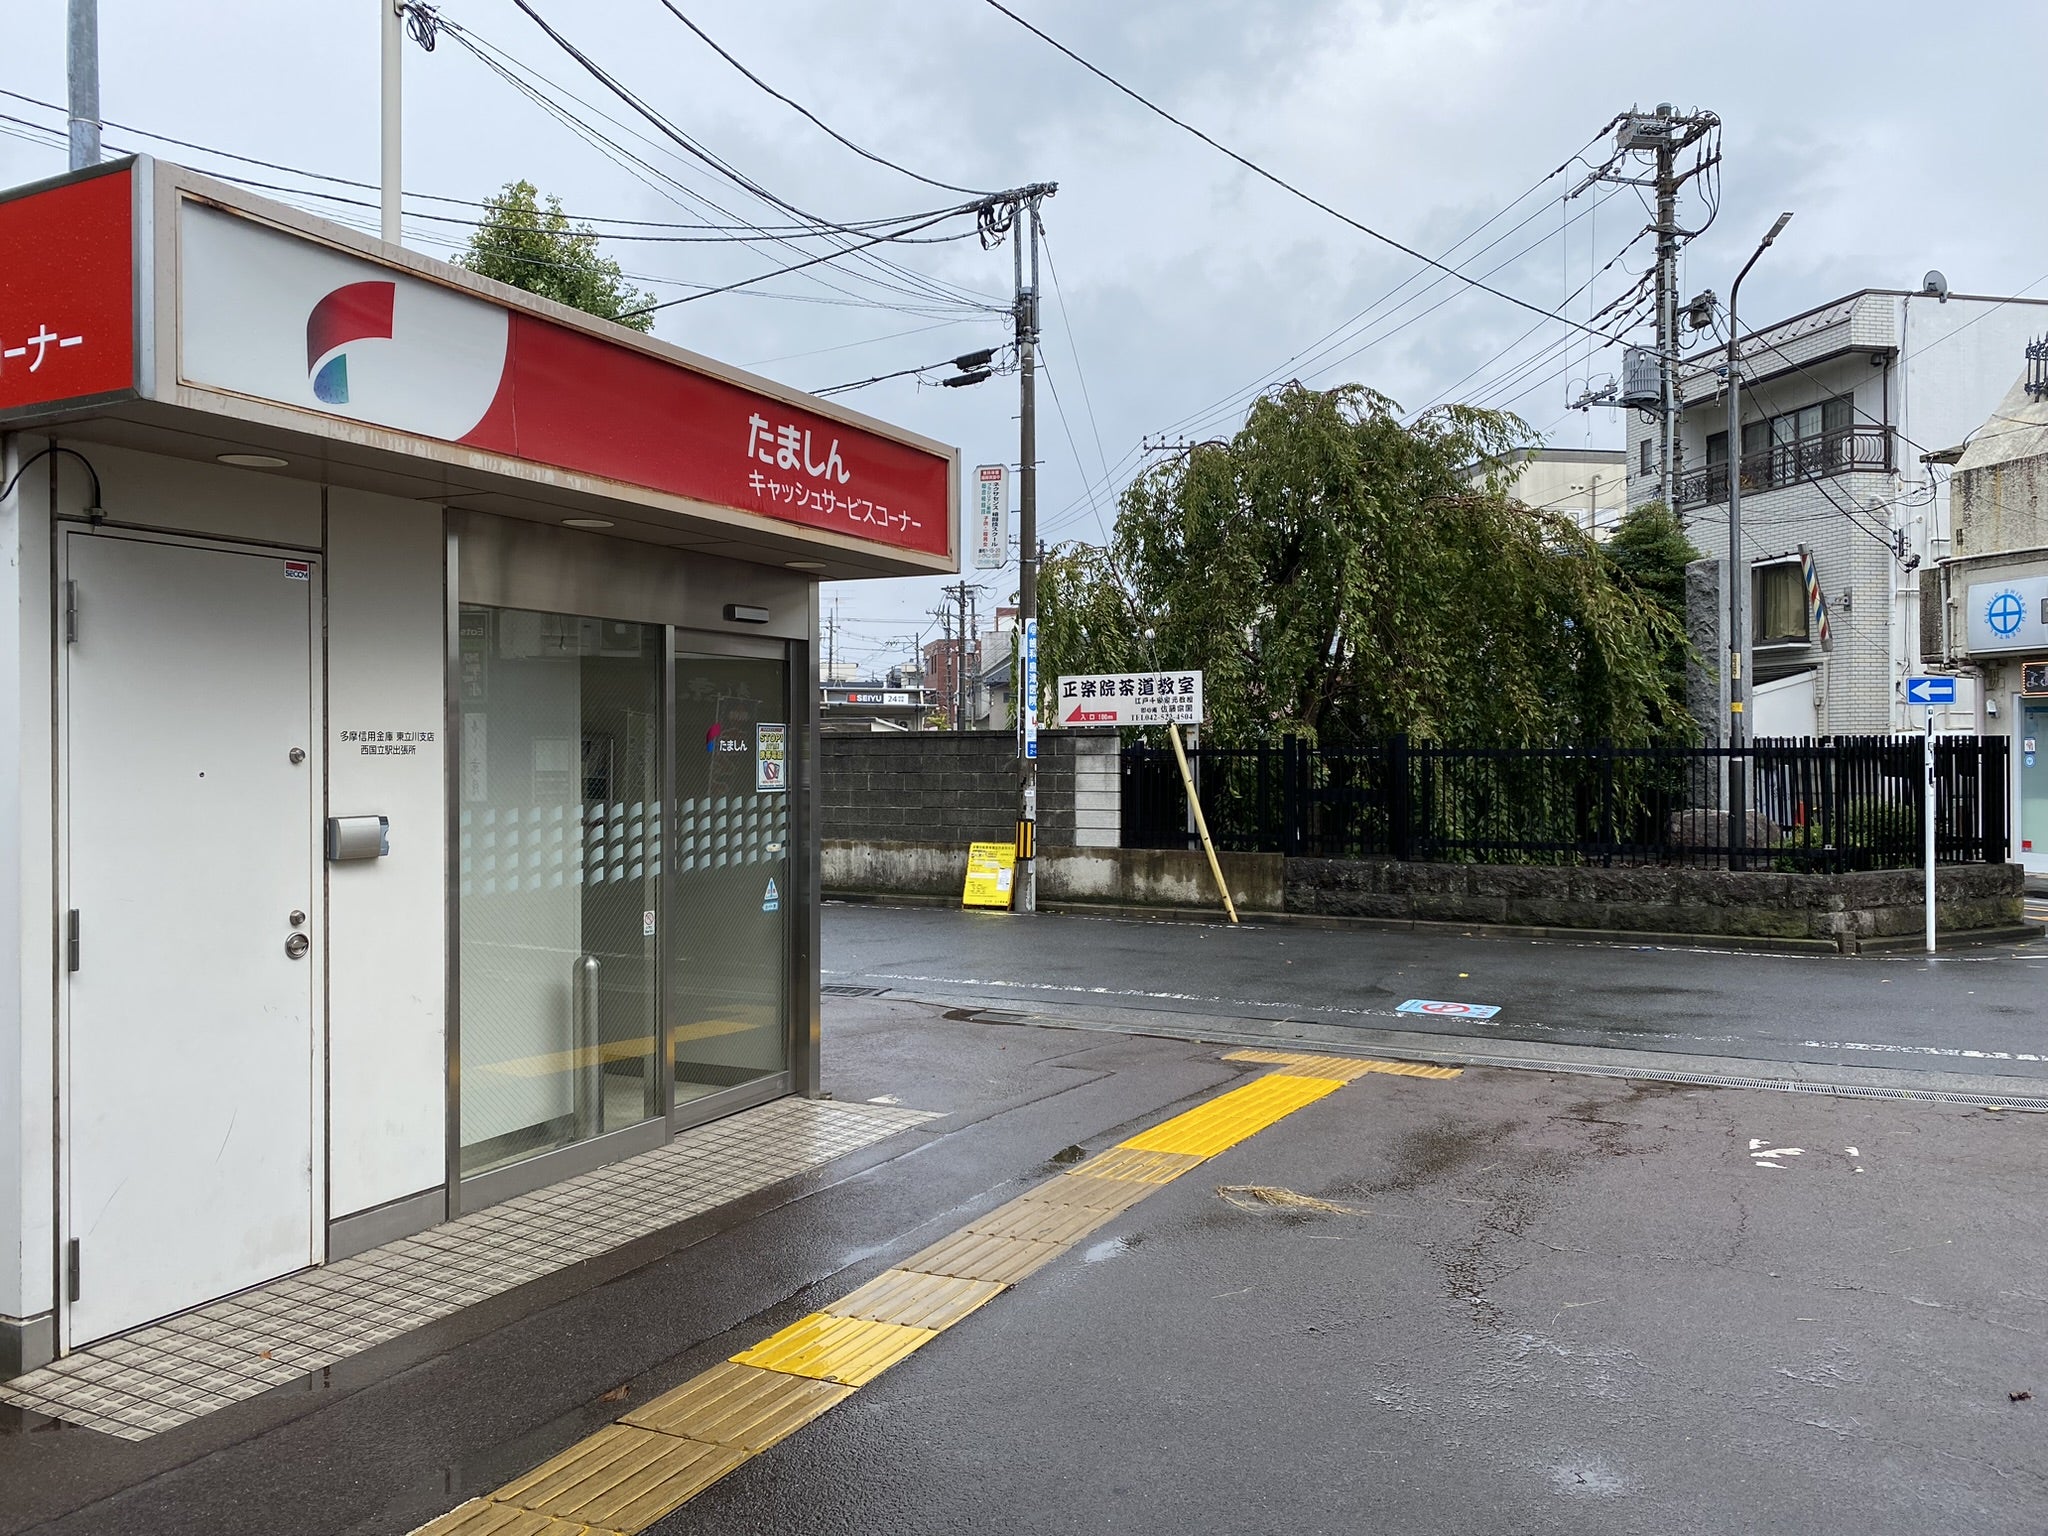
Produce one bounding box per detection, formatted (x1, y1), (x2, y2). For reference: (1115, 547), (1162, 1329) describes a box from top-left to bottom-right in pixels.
(1635, 286), (2048, 736)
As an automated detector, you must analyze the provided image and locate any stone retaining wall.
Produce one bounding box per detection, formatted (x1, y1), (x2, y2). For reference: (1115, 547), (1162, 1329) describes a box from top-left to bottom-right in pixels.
(824, 838), (2024, 952)
(1283, 858), (2023, 950)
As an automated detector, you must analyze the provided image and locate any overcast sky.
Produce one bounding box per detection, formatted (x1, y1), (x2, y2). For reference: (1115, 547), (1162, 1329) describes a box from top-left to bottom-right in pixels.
(5, 1), (2046, 675)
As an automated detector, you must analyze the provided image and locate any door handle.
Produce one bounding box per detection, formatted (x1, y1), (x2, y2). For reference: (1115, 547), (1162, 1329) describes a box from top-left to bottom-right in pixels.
(285, 932), (310, 960)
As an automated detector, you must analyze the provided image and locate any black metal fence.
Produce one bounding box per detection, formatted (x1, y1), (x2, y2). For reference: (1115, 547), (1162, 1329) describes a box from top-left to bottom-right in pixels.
(1121, 735), (2008, 872)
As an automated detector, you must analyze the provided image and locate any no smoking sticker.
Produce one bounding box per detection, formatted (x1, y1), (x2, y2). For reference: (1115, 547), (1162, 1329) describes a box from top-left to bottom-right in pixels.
(1396, 998), (1500, 1020)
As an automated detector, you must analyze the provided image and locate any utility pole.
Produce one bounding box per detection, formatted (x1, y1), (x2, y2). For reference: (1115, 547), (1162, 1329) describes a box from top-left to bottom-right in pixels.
(380, 0), (402, 244)
(1574, 106), (1718, 510)
(1008, 184), (1055, 914)
(936, 603), (955, 729)
(66, 0), (99, 170)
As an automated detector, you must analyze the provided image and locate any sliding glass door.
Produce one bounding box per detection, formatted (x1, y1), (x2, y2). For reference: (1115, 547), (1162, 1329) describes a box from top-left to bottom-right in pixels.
(669, 644), (792, 1109)
(453, 610), (797, 1185)
(457, 607), (663, 1177)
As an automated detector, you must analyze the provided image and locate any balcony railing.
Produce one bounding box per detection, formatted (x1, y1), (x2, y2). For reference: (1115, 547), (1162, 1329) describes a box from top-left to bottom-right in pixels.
(1675, 424), (1893, 509)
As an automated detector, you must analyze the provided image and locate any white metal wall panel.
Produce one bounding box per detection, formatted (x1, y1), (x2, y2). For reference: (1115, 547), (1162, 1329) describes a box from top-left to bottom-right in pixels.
(325, 488), (449, 1219)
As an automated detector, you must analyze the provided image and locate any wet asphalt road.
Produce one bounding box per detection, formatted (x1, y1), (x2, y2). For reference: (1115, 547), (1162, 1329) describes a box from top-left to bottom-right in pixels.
(7, 998), (2045, 1535)
(825, 902), (2048, 1081)
(668, 1037), (2048, 1536)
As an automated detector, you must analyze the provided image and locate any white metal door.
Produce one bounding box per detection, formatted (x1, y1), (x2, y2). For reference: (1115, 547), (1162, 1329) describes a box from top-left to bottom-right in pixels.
(63, 530), (319, 1344)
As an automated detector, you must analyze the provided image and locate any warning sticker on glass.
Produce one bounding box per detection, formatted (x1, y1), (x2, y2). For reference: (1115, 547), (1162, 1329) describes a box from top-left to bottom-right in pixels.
(756, 723), (787, 791)
(762, 877), (780, 913)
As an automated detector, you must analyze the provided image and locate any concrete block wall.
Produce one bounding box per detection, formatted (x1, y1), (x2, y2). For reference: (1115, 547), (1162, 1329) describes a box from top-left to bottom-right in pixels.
(823, 730), (1113, 850)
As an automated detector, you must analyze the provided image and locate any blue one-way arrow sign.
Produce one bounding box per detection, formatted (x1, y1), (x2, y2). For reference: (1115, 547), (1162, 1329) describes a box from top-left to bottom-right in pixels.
(1905, 675), (1957, 706)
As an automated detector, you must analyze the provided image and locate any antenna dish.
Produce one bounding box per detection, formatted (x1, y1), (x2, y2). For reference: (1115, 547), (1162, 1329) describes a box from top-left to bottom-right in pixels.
(1921, 270), (1950, 301)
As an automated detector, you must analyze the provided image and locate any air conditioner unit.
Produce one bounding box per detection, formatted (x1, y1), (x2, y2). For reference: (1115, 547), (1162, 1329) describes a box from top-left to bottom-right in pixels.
(1618, 347), (1661, 410)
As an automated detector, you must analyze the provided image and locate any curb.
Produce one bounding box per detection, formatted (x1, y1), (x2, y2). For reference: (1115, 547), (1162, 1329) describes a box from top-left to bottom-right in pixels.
(826, 890), (2040, 956)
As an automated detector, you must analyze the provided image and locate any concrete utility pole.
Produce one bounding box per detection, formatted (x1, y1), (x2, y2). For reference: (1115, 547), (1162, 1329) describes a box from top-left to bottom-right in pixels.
(380, 0), (403, 244)
(1010, 186), (1054, 913)
(1574, 107), (1717, 510)
(1725, 212), (1794, 865)
(66, 0), (100, 170)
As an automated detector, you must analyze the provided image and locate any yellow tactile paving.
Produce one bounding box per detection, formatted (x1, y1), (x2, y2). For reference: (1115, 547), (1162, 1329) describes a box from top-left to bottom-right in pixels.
(825, 1269), (1008, 1331)
(489, 1423), (747, 1529)
(1118, 1073), (1342, 1157)
(410, 1500), (608, 1536)
(410, 1055), (1462, 1534)
(1222, 1048), (1464, 1081)
(730, 1311), (937, 1386)
(1020, 1171), (1156, 1214)
(1068, 1146), (1207, 1184)
(621, 1362), (852, 1452)
(963, 1193), (1118, 1246)
(900, 1226), (1070, 1285)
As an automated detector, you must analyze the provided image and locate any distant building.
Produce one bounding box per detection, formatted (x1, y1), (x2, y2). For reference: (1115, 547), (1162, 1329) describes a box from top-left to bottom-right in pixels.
(922, 631), (975, 729)
(1487, 446), (1628, 538)
(1642, 285), (2048, 737)
(1925, 335), (2048, 871)
(821, 680), (935, 734)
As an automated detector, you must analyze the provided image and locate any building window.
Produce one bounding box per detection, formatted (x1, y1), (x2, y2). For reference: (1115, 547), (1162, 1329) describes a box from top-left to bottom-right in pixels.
(1639, 437), (1652, 477)
(1680, 393), (1883, 508)
(1752, 560), (1810, 648)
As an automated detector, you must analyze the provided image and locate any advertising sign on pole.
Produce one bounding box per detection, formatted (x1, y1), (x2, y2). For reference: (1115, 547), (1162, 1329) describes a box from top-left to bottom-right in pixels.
(1055, 670), (1203, 727)
(973, 464), (1009, 570)
(1023, 618), (1039, 761)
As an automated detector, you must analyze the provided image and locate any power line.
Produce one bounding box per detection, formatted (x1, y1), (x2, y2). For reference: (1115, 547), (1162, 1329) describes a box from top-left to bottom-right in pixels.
(978, 0), (1627, 345)
(500, 0), (984, 244)
(1036, 127), (1632, 534)
(421, 13), (1012, 319)
(648, 1), (992, 198)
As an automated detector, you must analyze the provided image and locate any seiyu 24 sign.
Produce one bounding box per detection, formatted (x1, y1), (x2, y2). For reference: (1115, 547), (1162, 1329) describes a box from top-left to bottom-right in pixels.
(1056, 670), (1203, 727)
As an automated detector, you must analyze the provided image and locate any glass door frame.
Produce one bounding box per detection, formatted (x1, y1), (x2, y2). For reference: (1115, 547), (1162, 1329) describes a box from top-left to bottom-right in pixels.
(665, 626), (805, 1137)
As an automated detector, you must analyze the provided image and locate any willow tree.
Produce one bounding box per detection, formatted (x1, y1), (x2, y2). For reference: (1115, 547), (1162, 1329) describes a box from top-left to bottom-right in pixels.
(1040, 383), (1690, 748)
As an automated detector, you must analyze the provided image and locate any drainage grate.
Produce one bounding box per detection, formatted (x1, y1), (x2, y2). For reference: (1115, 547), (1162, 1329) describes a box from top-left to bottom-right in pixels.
(822, 984), (887, 998)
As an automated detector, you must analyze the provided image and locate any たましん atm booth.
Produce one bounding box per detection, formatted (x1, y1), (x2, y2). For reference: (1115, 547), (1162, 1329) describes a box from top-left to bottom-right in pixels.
(0, 157), (956, 1374)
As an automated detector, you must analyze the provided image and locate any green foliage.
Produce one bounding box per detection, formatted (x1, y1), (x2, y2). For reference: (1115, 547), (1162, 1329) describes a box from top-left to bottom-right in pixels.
(1601, 500), (1701, 731)
(1039, 383), (1693, 748)
(459, 181), (656, 332)
(1602, 501), (1699, 612)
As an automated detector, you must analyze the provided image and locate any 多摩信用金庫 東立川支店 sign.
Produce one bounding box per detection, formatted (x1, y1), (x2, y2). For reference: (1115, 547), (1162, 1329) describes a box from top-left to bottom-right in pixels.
(1056, 671), (1202, 727)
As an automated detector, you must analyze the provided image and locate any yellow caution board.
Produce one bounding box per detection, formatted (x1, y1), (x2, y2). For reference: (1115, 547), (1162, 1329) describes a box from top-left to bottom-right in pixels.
(961, 841), (1018, 909)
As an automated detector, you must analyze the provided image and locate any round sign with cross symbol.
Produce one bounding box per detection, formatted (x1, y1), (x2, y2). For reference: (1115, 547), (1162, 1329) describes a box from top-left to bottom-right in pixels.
(1987, 589), (2026, 639)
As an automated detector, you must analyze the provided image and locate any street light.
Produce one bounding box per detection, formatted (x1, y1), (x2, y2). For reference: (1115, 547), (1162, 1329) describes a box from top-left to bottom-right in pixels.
(1726, 211), (1792, 864)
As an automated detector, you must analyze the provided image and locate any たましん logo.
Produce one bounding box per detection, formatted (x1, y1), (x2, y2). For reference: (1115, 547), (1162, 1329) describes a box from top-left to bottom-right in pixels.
(305, 281), (396, 405)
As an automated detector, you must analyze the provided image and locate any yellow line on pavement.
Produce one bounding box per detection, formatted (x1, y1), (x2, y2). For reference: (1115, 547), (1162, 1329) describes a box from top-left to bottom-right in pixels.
(407, 1050), (1452, 1536)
